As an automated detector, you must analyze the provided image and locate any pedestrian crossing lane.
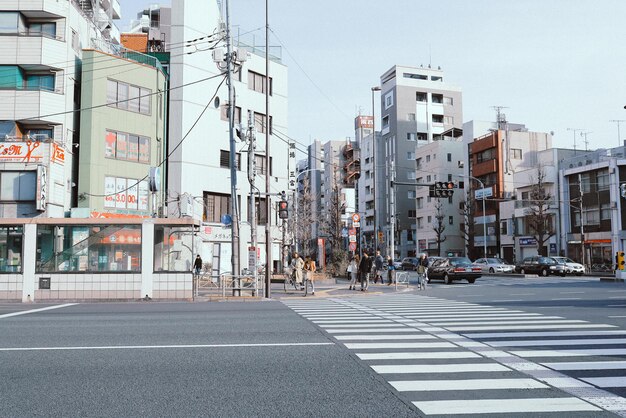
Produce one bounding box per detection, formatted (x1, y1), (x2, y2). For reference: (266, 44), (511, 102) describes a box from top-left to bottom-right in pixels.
(284, 295), (626, 416)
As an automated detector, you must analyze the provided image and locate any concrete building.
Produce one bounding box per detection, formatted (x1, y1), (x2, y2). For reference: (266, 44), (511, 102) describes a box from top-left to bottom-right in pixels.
(378, 65), (463, 257)
(0, 0), (120, 219)
(463, 120), (552, 259)
(76, 49), (167, 217)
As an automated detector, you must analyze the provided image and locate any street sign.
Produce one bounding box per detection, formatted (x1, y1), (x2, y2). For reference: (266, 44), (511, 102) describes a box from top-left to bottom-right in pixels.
(352, 213), (360, 223)
(353, 221), (360, 228)
(349, 235), (357, 243)
(349, 242), (357, 251)
(349, 228), (357, 236)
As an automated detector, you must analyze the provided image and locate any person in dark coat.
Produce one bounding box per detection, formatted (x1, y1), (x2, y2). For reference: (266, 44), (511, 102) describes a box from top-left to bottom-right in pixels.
(359, 253), (373, 291)
(373, 251), (384, 284)
(193, 255), (203, 276)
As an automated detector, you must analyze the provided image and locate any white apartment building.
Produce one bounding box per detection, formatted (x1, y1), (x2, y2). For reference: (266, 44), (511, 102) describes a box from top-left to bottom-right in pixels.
(378, 64), (463, 257)
(0, 0), (120, 218)
(165, 0), (290, 274)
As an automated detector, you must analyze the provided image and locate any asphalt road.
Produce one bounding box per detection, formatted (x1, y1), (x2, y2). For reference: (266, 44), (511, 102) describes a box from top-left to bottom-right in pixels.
(1, 275), (625, 417)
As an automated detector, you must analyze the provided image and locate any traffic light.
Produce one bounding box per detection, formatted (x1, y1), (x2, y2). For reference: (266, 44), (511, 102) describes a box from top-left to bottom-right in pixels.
(429, 181), (455, 198)
(278, 200), (289, 219)
(620, 183), (626, 198)
(618, 251), (625, 271)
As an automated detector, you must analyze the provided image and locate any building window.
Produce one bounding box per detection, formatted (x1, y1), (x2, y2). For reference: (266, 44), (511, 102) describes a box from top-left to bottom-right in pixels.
(447, 153), (452, 162)
(597, 170), (610, 191)
(580, 173), (591, 193)
(416, 92), (427, 102)
(107, 79), (151, 115)
(407, 171), (416, 180)
(254, 154), (272, 176)
(103, 177), (148, 210)
(427, 216), (432, 223)
(584, 206), (600, 225)
(476, 148), (495, 163)
(408, 190), (416, 199)
(71, 29), (80, 52)
(204, 192), (231, 223)
(254, 112), (272, 134)
(426, 175), (431, 182)
(0, 171), (36, 201)
(29, 22), (56, 38)
(407, 133), (416, 141)
(407, 113), (416, 121)
(105, 131), (150, 163)
(404, 73), (427, 80)
(449, 216), (454, 225)
(416, 158), (422, 168)
(500, 220), (508, 235)
(219, 150), (241, 170)
(431, 94), (443, 104)
(432, 114), (443, 124)
(444, 96), (453, 105)
(448, 196), (453, 204)
(431, 76), (442, 81)
(426, 155), (431, 163)
(417, 217), (423, 229)
(0, 12), (19, 34)
(408, 210), (416, 218)
(600, 203), (611, 220)
(382, 115), (389, 128)
(365, 186), (371, 195)
(154, 225), (195, 272)
(248, 196), (268, 225)
(407, 151), (415, 160)
(384, 91), (394, 109)
(416, 197), (423, 209)
(511, 148), (522, 159)
(416, 132), (427, 141)
(444, 116), (454, 125)
(36, 225), (142, 273)
(247, 70), (272, 95)
(0, 226), (23, 273)
(220, 103), (242, 124)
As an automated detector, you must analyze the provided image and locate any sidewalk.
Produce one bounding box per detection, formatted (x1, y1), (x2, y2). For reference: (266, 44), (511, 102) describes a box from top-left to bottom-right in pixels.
(273, 277), (415, 300)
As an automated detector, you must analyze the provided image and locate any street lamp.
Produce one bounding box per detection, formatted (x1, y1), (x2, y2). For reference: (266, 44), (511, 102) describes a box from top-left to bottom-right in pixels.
(455, 174), (487, 258)
(371, 86), (381, 251)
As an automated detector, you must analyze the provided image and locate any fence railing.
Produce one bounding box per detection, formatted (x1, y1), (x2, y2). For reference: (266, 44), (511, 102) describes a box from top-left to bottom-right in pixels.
(193, 272), (264, 299)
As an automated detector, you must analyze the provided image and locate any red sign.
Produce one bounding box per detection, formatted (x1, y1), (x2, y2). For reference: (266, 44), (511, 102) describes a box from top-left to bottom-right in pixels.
(349, 242), (357, 251)
(349, 228), (357, 236)
(352, 213), (360, 223)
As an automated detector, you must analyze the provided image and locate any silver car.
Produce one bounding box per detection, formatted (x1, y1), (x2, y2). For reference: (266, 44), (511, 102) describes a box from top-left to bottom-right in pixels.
(551, 257), (585, 276)
(472, 257), (515, 274)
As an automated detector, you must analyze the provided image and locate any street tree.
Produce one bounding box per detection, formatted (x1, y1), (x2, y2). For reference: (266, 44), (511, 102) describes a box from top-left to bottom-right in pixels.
(459, 190), (477, 259)
(526, 166), (555, 257)
(294, 177), (317, 257)
(319, 183), (347, 275)
(432, 200), (447, 256)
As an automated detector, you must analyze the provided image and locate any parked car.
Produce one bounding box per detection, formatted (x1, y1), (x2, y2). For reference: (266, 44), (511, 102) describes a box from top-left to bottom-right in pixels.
(401, 257), (419, 271)
(427, 256), (444, 268)
(428, 257), (482, 284)
(472, 258), (515, 274)
(393, 259), (403, 270)
(515, 256), (566, 276)
(551, 257), (585, 276)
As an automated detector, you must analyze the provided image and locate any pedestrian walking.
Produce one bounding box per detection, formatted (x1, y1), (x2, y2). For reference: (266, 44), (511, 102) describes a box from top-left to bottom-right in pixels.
(417, 253), (429, 290)
(386, 255), (395, 285)
(193, 255), (203, 276)
(348, 255), (360, 290)
(374, 251), (384, 284)
(303, 255), (316, 296)
(359, 252), (373, 291)
(291, 252), (304, 288)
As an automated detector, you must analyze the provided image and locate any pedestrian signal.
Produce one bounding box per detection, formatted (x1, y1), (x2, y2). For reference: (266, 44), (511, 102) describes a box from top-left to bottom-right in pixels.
(278, 200), (289, 219)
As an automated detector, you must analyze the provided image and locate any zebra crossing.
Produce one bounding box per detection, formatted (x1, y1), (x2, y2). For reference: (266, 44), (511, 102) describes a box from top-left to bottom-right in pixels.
(284, 295), (626, 417)
(433, 275), (598, 288)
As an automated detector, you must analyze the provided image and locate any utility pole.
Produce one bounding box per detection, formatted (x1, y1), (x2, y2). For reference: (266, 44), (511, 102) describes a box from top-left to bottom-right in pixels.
(579, 173), (585, 271)
(247, 110), (257, 296)
(371, 86), (381, 252)
(225, 0), (240, 277)
(389, 159), (395, 259)
(609, 120), (625, 147)
(264, 0), (271, 298)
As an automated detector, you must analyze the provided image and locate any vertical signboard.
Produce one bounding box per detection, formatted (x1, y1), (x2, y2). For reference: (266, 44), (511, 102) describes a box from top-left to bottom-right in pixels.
(104, 176), (116, 208)
(36, 165), (47, 211)
(138, 180), (149, 211)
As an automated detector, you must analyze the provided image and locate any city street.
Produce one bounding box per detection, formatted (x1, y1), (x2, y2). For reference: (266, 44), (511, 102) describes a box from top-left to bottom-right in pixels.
(1, 276), (626, 417)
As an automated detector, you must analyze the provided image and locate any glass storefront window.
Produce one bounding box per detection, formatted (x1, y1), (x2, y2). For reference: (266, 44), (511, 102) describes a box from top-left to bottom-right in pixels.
(36, 225), (141, 273)
(153, 226), (195, 272)
(0, 226), (23, 273)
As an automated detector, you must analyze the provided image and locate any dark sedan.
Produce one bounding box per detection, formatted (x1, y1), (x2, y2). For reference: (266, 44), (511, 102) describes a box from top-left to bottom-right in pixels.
(428, 257), (482, 284)
(515, 256), (566, 276)
(401, 257), (419, 271)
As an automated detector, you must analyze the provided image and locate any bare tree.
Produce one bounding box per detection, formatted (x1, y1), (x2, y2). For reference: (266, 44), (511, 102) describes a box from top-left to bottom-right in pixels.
(432, 200), (447, 256)
(459, 190), (477, 259)
(526, 166), (555, 257)
(319, 183), (347, 274)
(294, 177), (316, 257)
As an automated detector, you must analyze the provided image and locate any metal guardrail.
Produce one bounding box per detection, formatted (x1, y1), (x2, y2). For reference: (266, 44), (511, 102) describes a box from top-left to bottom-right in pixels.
(193, 272), (264, 299)
(394, 271), (410, 290)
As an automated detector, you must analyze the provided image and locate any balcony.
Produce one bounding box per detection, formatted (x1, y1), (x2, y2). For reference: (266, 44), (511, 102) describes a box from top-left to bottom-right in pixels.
(472, 159), (498, 178)
(0, 36), (66, 67)
(0, 90), (65, 124)
(1, 1), (66, 18)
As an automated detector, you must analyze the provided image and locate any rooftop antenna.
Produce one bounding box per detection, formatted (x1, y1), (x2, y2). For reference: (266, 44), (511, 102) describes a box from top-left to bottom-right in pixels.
(492, 105), (508, 130)
(429, 44), (431, 68)
(581, 131), (592, 152)
(567, 128), (583, 155)
(609, 119), (626, 146)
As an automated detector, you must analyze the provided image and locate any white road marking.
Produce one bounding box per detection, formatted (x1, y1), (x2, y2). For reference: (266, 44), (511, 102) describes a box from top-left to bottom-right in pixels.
(413, 397), (600, 415)
(463, 330), (626, 339)
(510, 348), (626, 357)
(312, 320), (393, 324)
(543, 361), (626, 370)
(0, 303), (78, 319)
(491, 299), (522, 302)
(488, 338), (626, 347)
(581, 377), (626, 388)
(318, 324), (405, 329)
(551, 298), (582, 301)
(510, 293), (536, 296)
(356, 351), (481, 360)
(334, 334), (436, 340)
(609, 315), (626, 318)
(344, 342), (455, 350)
(446, 324), (616, 331)
(0, 342), (336, 351)
(561, 291), (585, 294)
(325, 328), (414, 333)
(433, 319), (586, 326)
(390, 378), (547, 391)
(424, 315), (562, 323)
(372, 363), (510, 374)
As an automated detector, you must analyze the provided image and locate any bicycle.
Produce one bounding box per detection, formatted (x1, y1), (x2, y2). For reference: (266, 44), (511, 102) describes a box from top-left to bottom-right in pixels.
(283, 268), (309, 295)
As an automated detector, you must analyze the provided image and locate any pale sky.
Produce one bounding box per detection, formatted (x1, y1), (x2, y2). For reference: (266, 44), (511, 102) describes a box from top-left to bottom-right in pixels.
(121, 0), (626, 154)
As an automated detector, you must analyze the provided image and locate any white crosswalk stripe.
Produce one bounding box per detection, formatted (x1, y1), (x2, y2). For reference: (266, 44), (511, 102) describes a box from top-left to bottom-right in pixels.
(284, 294), (626, 416)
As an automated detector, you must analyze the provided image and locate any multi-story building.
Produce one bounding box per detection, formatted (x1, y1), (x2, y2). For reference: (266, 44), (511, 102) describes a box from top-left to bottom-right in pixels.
(559, 146), (626, 270)
(413, 133), (465, 257)
(0, 0), (120, 218)
(159, 0), (289, 273)
(76, 49), (167, 217)
(463, 120), (552, 258)
(378, 65), (463, 257)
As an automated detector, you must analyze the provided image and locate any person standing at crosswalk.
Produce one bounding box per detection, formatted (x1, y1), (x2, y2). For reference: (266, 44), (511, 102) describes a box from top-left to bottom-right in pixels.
(347, 255), (359, 290)
(359, 252), (373, 291)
